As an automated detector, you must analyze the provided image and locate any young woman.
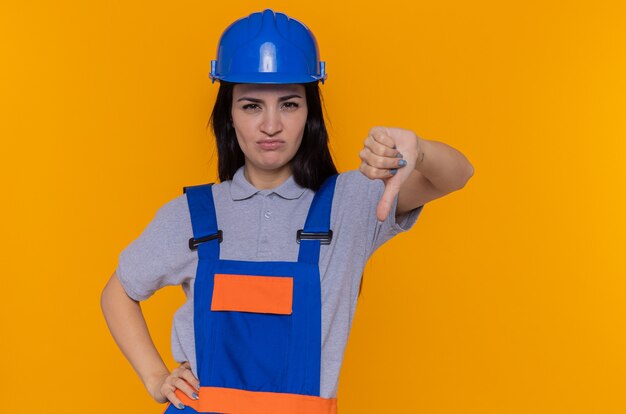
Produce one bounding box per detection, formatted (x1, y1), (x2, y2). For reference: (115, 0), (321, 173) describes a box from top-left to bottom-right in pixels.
(101, 8), (473, 414)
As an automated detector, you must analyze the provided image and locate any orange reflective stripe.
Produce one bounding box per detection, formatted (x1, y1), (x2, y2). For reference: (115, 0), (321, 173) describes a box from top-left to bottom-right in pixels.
(175, 387), (337, 414)
(211, 274), (293, 315)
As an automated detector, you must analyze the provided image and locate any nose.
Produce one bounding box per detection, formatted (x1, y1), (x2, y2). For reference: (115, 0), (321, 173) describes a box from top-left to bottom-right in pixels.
(259, 108), (283, 137)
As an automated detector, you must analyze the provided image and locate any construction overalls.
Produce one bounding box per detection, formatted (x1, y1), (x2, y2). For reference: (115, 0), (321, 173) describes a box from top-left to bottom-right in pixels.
(163, 174), (339, 414)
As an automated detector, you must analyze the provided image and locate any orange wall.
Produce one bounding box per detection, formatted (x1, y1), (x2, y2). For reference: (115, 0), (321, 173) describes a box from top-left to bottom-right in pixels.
(2, 1), (626, 413)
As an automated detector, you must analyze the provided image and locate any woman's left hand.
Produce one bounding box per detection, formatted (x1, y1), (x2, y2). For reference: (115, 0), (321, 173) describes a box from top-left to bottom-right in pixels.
(359, 126), (422, 221)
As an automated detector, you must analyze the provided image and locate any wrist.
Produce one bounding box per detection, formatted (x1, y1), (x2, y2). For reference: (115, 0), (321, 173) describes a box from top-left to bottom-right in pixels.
(144, 370), (170, 402)
(414, 135), (426, 171)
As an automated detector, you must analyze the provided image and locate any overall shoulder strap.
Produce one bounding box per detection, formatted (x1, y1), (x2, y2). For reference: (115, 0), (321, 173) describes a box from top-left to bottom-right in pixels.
(184, 183), (221, 260)
(297, 174), (339, 265)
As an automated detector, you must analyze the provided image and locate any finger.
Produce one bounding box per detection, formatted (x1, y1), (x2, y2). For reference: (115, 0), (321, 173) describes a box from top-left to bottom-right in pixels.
(369, 127), (396, 148)
(364, 135), (400, 158)
(173, 376), (199, 401)
(164, 384), (186, 410)
(359, 162), (393, 180)
(376, 166), (408, 221)
(175, 362), (198, 385)
(376, 182), (399, 222)
(359, 147), (406, 170)
(179, 367), (201, 392)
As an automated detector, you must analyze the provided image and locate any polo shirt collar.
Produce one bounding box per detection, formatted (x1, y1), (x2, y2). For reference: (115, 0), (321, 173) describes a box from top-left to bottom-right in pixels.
(229, 166), (307, 201)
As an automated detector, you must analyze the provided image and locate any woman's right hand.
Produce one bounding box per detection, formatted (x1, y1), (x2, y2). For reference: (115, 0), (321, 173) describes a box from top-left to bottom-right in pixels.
(148, 361), (200, 409)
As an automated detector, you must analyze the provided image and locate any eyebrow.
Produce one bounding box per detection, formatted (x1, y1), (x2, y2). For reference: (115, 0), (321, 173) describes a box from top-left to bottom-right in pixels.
(236, 94), (303, 103)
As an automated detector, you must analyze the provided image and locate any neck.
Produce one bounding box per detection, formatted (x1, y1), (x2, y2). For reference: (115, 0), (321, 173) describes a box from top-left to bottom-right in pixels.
(243, 164), (292, 190)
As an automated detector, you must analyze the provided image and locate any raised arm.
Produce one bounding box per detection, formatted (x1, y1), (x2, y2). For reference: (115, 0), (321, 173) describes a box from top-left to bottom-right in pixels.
(359, 126), (474, 220)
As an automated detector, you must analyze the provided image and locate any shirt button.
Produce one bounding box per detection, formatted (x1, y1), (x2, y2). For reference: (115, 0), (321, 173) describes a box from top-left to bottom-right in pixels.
(264, 210), (271, 220)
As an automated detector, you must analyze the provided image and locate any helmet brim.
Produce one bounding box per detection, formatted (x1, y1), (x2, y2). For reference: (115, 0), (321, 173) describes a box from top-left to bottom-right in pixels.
(211, 72), (326, 84)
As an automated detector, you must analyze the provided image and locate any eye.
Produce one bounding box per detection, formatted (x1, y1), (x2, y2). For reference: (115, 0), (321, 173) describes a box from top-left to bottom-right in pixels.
(242, 103), (261, 112)
(282, 101), (300, 110)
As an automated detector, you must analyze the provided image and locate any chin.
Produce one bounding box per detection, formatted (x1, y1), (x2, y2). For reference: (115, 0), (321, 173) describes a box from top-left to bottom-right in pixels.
(260, 163), (291, 173)
(257, 157), (294, 172)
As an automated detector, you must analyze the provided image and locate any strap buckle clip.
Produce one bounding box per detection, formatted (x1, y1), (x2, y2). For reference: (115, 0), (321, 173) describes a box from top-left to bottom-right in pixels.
(296, 229), (333, 245)
(189, 230), (223, 250)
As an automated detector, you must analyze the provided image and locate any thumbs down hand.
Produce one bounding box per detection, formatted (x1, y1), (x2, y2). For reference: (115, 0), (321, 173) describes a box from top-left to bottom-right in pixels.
(358, 126), (423, 222)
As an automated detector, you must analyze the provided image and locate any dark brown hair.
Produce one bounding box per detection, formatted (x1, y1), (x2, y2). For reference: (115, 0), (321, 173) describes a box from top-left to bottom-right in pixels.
(208, 81), (338, 191)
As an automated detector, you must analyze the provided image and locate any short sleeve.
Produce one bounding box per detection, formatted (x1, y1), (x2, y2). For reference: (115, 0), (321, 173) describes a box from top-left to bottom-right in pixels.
(369, 187), (424, 256)
(331, 170), (424, 260)
(115, 194), (197, 301)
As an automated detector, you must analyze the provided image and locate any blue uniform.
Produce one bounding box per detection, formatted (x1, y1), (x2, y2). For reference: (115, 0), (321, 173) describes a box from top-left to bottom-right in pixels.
(163, 174), (339, 414)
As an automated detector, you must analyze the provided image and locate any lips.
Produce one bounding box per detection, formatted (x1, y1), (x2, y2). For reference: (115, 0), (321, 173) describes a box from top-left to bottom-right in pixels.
(257, 139), (284, 150)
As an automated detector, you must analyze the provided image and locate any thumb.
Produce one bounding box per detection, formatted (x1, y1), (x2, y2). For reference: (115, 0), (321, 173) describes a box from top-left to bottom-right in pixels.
(376, 178), (402, 222)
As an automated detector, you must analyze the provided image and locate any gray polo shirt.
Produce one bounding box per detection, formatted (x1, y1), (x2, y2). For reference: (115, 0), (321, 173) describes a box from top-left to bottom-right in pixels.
(116, 167), (424, 399)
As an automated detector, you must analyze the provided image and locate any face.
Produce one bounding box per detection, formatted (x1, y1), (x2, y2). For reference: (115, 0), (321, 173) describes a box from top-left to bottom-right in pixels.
(231, 83), (307, 177)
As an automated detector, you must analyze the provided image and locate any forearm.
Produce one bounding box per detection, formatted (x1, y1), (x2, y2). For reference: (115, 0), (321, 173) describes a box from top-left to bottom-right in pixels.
(414, 137), (474, 192)
(100, 272), (170, 398)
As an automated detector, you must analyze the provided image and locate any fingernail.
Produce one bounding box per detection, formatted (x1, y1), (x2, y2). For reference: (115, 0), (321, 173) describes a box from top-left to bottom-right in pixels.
(390, 169), (398, 175)
(196, 383), (201, 390)
(178, 403), (184, 409)
(192, 392), (199, 399)
(398, 159), (407, 167)
(396, 152), (403, 158)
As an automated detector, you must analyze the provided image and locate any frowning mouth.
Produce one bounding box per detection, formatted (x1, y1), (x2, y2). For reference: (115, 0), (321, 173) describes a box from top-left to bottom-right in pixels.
(257, 139), (285, 150)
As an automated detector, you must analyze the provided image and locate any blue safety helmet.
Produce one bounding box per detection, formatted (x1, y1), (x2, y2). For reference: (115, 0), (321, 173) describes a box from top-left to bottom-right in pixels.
(209, 9), (327, 84)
